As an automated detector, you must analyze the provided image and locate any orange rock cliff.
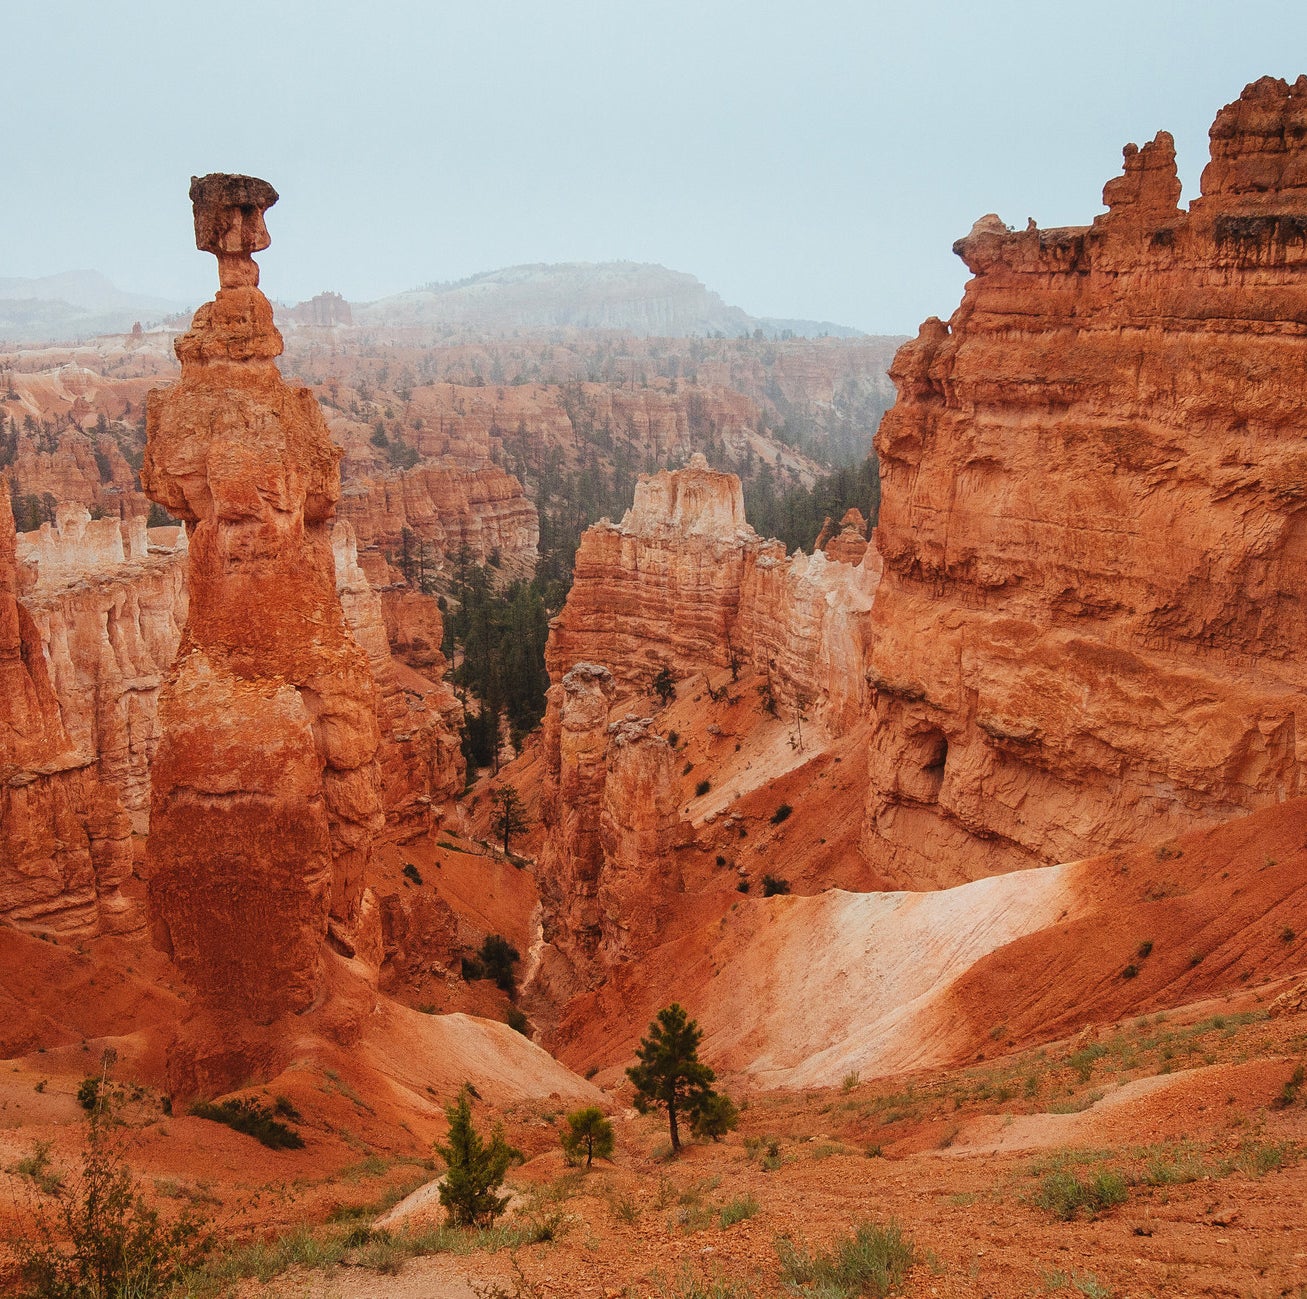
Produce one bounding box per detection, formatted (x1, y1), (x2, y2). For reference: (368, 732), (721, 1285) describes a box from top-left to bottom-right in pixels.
(0, 489), (133, 933)
(537, 78), (1307, 981)
(142, 175), (384, 1018)
(867, 75), (1307, 885)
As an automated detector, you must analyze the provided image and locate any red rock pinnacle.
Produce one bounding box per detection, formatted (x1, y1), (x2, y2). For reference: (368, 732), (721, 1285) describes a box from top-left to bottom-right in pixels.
(143, 175), (383, 1022)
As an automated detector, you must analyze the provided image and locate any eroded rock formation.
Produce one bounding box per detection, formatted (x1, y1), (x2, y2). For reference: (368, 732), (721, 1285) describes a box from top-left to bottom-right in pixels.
(866, 76), (1307, 884)
(538, 455), (879, 987)
(547, 454), (879, 729)
(143, 174), (383, 1017)
(333, 521), (464, 830)
(536, 664), (686, 996)
(0, 489), (134, 933)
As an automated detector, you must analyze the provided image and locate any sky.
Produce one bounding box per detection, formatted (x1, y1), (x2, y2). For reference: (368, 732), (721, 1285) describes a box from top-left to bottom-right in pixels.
(6, 0), (1307, 334)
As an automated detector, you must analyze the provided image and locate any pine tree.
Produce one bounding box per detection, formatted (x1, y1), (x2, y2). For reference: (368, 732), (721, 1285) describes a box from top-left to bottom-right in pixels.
(491, 785), (529, 856)
(561, 1106), (614, 1168)
(626, 1003), (716, 1153)
(435, 1088), (518, 1227)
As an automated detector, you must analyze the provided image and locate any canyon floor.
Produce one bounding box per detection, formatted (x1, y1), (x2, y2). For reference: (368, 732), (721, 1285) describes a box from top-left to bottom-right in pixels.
(3, 979), (1304, 1298)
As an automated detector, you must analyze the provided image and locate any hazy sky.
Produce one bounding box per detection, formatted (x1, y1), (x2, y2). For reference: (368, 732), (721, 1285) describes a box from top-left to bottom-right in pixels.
(7, 1), (1307, 333)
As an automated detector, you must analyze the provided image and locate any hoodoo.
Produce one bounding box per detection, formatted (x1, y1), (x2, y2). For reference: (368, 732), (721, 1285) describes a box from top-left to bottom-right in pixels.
(142, 175), (384, 1019)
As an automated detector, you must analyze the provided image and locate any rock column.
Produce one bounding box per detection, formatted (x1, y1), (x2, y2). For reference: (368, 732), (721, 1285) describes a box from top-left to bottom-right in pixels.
(143, 175), (383, 1018)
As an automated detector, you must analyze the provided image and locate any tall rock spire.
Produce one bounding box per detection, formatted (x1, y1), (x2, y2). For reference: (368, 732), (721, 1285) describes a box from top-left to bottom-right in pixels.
(143, 175), (383, 1020)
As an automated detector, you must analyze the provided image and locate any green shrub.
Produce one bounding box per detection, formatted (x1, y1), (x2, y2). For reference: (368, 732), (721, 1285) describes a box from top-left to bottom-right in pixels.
(717, 1195), (758, 1228)
(691, 1093), (739, 1142)
(190, 1097), (305, 1150)
(402, 863), (424, 885)
(8, 1141), (63, 1196)
(770, 803), (793, 825)
(695, 780), (712, 797)
(1034, 1168), (1128, 1220)
(1272, 1063), (1305, 1109)
(19, 1089), (211, 1298)
(776, 1219), (914, 1297)
(560, 1106), (614, 1168)
(506, 1007), (530, 1035)
(478, 935), (520, 996)
(76, 1077), (100, 1112)
(762, 875), (791, 897)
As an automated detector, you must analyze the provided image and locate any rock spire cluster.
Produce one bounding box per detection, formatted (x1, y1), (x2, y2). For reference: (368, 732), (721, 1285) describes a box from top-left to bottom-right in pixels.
(143, 174), (383, 1018)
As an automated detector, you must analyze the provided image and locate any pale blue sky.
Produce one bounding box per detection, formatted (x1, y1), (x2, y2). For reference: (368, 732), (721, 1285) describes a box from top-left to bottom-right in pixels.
(6, 0), (1307, 332)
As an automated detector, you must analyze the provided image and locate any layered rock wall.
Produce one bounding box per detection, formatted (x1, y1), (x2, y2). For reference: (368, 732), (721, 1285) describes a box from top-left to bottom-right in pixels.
(25, 550), (186, 832)
(539, 455), (879, 988)
(337, 460), (539, 580)
(546, 454), (879, 728)
(0, 489), (134, 933)
(865, 76), (1307, 884)
(333, 522), (465, 829)
(536, 664), (686, 995)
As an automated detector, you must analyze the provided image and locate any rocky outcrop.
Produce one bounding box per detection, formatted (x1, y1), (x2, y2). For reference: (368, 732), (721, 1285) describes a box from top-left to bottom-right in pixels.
(545, 457), (756, 692)
(282, 291), (352, 328)
(536, 664), (686, 995)
(142, 174), (384, 1019)
(0, 489), (134, 933)
(815, 508), (869, 565)
(538, 457), (879, 987)
(337, 460), (539, 581)
(333, 521), (464, 830)
(547, 454), (879, 728)
(865, 77), (1307, 885)
(24, 543), (186, 833)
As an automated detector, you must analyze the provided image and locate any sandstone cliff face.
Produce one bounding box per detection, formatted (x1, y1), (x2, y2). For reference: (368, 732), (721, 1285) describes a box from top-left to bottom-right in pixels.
(333, 521), (464, 830)
(538, 457), (879, 988)
(536, 664), (685, 995)
(0, 489), (134, 934)
(24, 543), (186, 833)
(337, 460), (539, 580)
(546, 454), (879, 729)
(866, 76), (1307, 885)
(142, 175), (383, 1018)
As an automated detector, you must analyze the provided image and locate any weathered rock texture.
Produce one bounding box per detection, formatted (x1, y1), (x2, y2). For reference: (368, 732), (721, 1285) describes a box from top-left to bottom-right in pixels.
(538, 456), (878, 987)
(142, 175), (383, 1018)
(536, 665), (686, 995)
(332, 521), (464, 829)
(337, 461), (539, 582)
(23, 537), (187, 833)
(866, 76), (1307, 885)
(0, 489), (134, 933)
(547, 454), (879, 730)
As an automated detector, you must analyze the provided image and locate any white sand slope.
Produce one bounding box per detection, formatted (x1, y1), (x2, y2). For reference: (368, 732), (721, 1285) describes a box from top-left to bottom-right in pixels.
(700, 864), (1076, 1088)
(363, 1003), (604, 1110)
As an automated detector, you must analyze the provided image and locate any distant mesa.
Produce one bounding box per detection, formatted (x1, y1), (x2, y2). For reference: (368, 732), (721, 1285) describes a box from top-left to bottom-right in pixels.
(352, 261), (865, 339)
(0, 270), (189, 342)
(0, 260), (866, 344)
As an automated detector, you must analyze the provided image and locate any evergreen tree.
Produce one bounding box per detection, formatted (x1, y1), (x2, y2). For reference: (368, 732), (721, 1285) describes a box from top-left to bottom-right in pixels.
(691, 1092), (739, 1142)
(626, 1003), (716, 1153)
(490, 785), (529, 856)
(561, 1106), (615, 1168)
(435, 1088), (518, 1227)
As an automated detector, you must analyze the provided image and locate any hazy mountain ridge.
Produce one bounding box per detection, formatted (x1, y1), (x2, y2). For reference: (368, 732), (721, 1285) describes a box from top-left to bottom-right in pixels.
(0, 270), (187, 342)
(355, 261), (865, 338)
